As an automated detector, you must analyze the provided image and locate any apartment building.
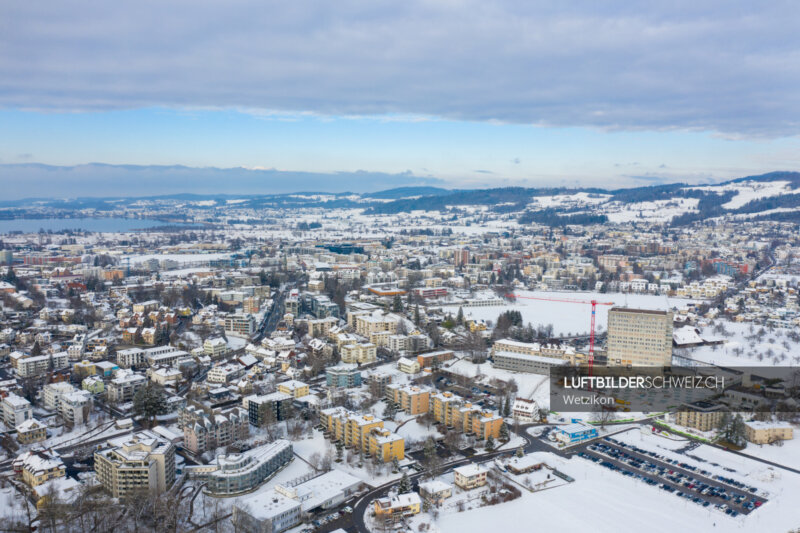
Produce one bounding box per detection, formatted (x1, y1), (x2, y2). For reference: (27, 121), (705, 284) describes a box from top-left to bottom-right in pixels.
(386, 384), (430, 415)
(416, 349), (454, 368)
(203, 337), (229, 358)
(181, 405), (249, 454)
(107, 370), (147, 403)
(675, 401), (725, 432)
(2, 394), (33, 428)
(606, 307), (673, 366)
(225, 313), (256, 337)
(117, 347), (146, 368)
(243, 392), (293, 426)
(340, 342), (376, 364)
(15, 352), (68, 378)
(44, 382), (76, 411)
(397, 357), (420, 374)
(354, 312), (399, 337)
(94, 431), (176, 498)
(427, 390), (503, 440)
(744, 420), (794, 444)
(277, 380), (310, 398)
(305, 317), (339, 337)
(319, 408), (404, 462)
(207, 362), (245, 384)
(367, 373), (392, 397)
(325, 364), (362, 388)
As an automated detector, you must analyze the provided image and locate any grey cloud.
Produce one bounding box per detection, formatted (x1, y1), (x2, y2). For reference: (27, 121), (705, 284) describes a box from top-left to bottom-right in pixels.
(474, 169), (494, 174)
(1, 1), (799, 136)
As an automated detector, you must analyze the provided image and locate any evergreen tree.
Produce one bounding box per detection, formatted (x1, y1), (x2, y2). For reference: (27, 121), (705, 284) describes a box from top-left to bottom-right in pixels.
(423, 437), (439, 477)
(499, 423), (509, 442)
(384, 401), (397, 420)
(398, 471), (412, 494)
(503, 396), (511, 417)
(392, 294), (403, 312)
(731, 414), (747, 446)
(456, 306), (464, 326)
(414, 304), (421, 326)
(335, 441), (344, 463)
(132, 382), (168, 427)
(391, 457), (400, 473)
(485, 435), (495, 452)
(516, 445), (524, 458)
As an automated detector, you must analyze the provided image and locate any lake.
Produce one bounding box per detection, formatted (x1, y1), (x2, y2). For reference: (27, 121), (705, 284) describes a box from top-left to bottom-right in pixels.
(0, 217), (195, 234)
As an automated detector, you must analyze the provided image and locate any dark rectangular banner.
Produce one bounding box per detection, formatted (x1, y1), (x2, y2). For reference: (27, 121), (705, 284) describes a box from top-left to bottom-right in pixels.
(549, 365), (800, 413)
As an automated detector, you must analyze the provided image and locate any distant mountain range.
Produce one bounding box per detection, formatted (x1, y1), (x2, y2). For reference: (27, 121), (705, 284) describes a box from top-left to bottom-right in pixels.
(2, 167), (799, 227)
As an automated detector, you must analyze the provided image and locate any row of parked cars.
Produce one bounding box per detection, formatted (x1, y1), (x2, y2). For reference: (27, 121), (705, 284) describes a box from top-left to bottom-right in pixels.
(580, 440), (764, 516)
(605, 437), (762, 495)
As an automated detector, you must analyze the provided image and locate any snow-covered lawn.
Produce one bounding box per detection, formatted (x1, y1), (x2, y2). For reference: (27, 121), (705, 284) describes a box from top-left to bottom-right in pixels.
(440, 290), (697, 337)
(737, 431), (800, 466)
(677, 319), (800, 367)
(416, 430), (800, 533)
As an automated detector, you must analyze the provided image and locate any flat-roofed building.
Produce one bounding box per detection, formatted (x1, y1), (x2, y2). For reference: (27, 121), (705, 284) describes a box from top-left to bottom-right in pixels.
(340, 342), (376, 364)
(94, 430), (176, 498)
(607, 307), (673, 366)
(186, 440), (292, 495)
(675, 401), (724, 432)
(744, 420), (794, 444)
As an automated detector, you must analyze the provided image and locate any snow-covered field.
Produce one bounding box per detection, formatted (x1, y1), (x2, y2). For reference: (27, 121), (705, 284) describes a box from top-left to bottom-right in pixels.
(738, 431), (800, 465)
(677, 319), (800, 367)
(441, 290), (694, 336)
(605, 197), (700, 223)
(421, 428), (800, 533)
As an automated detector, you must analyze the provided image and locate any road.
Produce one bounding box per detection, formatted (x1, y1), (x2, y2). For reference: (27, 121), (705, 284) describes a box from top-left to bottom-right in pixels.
(349, 423), (557, 533)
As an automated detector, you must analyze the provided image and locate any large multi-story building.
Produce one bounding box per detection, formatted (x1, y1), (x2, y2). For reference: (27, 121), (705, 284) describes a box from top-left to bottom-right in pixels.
(15, 352), (69, 378)
(94, 431), (176, 498)
(675, 401), (725, 431)
(386, 384), (430, 415)
(305, 317), (339, 337)
(354, 313), (399, 337)
(326, 364), (362, 388)
(107, 370), (148, 403)
(243, 392), (293, 426)
(427, 391), (503, 440)
(606, 307), (673, 366)
(186, 440), (293, 495)
(116, 347), (146, 368)
(319, 408), (404, 462)
(181, 405), (250, 454)
(225, 313), (256, 337)
(2, 394), (33, 428)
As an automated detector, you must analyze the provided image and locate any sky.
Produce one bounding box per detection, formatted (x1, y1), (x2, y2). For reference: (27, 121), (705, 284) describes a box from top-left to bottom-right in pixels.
(1, 1), (800, 198)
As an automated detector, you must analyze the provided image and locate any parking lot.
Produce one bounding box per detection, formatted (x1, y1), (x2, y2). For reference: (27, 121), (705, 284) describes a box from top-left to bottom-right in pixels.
(578, 437), (766, 517)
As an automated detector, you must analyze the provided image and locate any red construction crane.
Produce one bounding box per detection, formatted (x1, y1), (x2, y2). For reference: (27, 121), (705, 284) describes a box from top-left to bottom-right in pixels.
(505, 294), (614, 372)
